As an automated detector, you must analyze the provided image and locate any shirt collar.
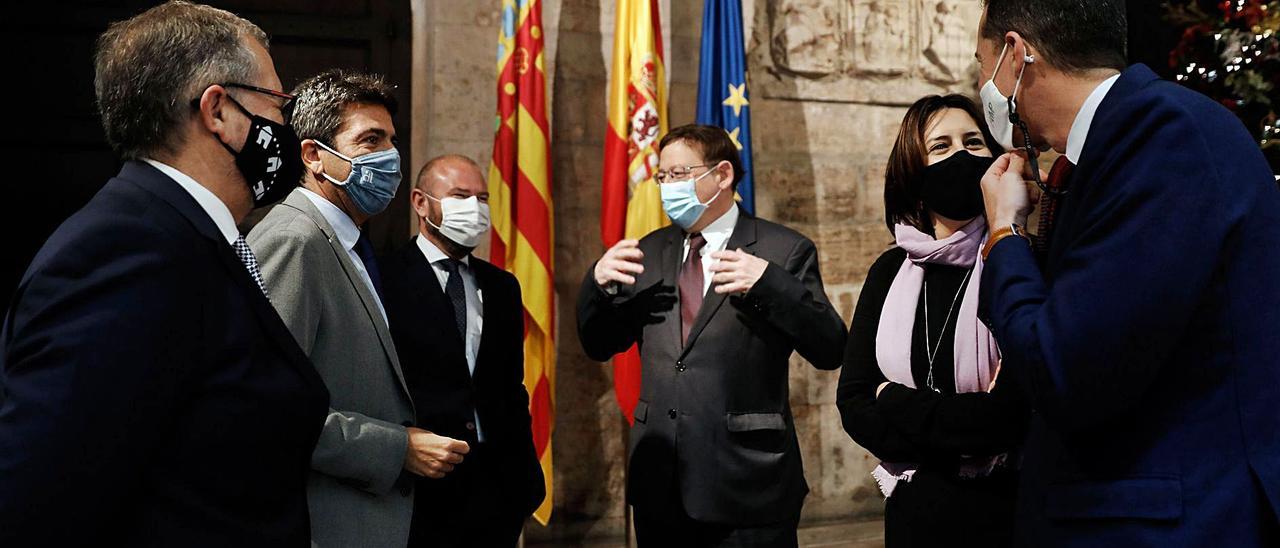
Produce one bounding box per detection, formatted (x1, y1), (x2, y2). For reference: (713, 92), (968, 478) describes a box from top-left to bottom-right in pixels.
(142, 158), (239, 245)
(694, 203), (740, 251)
(298, 187), (361, 251)
(1065, 73), (1121, 164)
(416, 234), (470, 268)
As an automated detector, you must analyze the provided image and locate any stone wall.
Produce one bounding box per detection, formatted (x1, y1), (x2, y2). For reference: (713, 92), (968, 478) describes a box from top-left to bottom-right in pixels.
(412, 0), (985, 543)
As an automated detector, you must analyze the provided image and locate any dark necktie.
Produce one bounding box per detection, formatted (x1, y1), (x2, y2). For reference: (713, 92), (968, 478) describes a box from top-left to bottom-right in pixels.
(1035, 156), (1075, 260)
(679, 233), (707, 346)
(439, 258), (467, 340)
(354, 231), (384, 301)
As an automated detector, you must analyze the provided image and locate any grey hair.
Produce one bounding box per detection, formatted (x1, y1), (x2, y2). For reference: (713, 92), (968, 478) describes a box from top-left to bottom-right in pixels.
(289, 69), (398, 146)
(94, 1), (268, 160)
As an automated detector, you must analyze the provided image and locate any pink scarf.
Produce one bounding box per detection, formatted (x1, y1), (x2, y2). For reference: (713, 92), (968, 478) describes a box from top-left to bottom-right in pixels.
(871, 217), (1002, 497)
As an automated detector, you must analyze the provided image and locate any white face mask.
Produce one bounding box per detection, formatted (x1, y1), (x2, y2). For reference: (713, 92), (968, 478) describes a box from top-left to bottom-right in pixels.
(425, 194), (490, 248)
(980, 41), (1032, 150)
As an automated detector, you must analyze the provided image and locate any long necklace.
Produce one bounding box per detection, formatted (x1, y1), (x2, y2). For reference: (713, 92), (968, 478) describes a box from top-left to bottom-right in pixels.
(923, 267), (973, 393)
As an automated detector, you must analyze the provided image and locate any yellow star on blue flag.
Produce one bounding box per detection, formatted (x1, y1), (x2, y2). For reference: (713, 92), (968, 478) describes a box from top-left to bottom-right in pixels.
(696, 0), (754, 213)
(723, 83), (749, 117)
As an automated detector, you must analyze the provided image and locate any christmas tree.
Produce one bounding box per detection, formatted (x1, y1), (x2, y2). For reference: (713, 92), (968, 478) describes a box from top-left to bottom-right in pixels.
(1167, 0), (1279, 180)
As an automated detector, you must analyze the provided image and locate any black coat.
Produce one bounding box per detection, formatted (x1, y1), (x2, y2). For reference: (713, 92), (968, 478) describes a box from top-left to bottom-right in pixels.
(576, 209), (848, 525)
(0, 161), (329, 546)
(380, 237), (545, 518)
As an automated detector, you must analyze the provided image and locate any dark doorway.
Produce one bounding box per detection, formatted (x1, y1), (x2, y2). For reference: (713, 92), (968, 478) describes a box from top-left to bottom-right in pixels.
(6, 0), (413, 308)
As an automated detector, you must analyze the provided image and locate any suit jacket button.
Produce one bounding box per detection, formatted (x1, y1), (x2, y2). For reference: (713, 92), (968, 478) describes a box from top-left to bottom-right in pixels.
(400, 483), (412, 497)
(465, 421), (477, 431)
(667, 408), (677, 420)
(676, 361), (685, 372)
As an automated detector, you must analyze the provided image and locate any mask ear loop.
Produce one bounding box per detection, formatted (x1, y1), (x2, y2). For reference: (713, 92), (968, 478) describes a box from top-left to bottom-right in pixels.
(695, 161), (728, 206)
(314, 140), (355, 186)
(1004, 45), (1067, 197)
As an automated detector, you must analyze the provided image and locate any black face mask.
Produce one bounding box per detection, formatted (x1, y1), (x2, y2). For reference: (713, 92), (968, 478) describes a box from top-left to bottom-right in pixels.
(917, 150), (995, 221)
(221, 96), (303, 208)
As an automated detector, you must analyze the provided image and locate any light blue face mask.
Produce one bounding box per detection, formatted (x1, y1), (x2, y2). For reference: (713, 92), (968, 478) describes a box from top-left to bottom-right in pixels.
(316, 141), (402, 216)
(660, 163), (725, 230)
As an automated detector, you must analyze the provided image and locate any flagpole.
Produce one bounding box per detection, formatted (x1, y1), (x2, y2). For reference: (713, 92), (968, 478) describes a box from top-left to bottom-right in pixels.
(622, 413), (635, 548)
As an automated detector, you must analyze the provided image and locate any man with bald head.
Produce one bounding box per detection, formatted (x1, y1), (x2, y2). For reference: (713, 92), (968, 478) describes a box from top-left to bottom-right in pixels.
(380, 154), (545, 547)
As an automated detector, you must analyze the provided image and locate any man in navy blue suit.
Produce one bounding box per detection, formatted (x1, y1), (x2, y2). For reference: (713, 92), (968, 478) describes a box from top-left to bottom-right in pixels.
(973, 0), (1279, 545)
(0, 2), (328, 546)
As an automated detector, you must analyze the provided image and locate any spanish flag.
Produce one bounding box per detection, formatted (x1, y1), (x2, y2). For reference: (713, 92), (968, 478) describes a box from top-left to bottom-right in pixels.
(488, 0), (554, 524)
(602, 0), (669, 426)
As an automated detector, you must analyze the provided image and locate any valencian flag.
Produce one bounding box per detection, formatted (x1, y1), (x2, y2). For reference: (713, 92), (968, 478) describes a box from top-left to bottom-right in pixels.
(488, 0), (554, 524)
(695, 0), (754, 213)
(602, 0), (669, 425)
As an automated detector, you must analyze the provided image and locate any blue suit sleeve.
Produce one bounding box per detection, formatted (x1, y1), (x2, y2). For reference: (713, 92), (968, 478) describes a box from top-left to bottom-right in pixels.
(979, 106), (1242, 434)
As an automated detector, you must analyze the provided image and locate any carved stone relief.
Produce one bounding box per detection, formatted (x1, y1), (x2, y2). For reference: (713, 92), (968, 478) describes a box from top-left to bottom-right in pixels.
(919, 0), (983, 84)
(769, 0), (845, 77)
(755, 0), (983, 104)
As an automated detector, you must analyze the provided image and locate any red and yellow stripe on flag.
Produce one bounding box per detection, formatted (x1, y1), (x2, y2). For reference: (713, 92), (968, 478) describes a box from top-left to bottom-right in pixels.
(489, 0), (554, 524)
(602, 0), (669, 425)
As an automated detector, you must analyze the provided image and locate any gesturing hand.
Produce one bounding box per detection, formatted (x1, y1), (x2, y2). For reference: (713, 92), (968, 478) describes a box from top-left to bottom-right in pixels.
(404, 427), (470, 479)
(594, 239), (645, 287)
(708, 248), (768, 295)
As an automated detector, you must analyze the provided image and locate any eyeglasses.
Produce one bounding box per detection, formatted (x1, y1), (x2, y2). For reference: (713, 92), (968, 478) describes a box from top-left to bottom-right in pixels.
(654, 164), (711, 184)
(189, 83), (295, 115)
(225, 83), (295, 111)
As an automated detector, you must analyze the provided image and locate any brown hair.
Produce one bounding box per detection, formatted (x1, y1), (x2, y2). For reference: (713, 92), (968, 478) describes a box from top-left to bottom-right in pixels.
(94, 1), (268, 160)
(883, 94), (1005, 236)
(658, 124), (744, 188)
(290, 69), (398, 146)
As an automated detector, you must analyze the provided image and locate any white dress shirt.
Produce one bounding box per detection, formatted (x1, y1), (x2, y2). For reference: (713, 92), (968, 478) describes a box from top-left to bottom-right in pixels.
(416, 235), (486, 441)
(142, 159), (238, 245)
(682, 204), (741, 296)
(298, 188), (388, 326)
(1065, 73), (1121, 164)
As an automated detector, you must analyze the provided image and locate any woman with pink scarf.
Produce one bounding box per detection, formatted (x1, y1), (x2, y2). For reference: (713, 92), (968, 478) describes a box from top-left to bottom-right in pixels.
(837, 95), (1029, 547)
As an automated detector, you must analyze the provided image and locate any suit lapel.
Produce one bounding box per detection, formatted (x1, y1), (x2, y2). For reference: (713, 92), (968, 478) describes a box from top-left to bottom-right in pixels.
(1045, 65), (1159, 275)
(212, 238), (319, 376)
(680, 211), (758, 358)
(661, 228), (685, 354)
(404, 239), (470, 370)
(471, 262), (496, 379)
(286, 192), (412, 398)
(122, 162), (317, 377)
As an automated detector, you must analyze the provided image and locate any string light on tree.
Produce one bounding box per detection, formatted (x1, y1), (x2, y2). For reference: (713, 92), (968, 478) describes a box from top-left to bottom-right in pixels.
(1167, 0), (1280, 178)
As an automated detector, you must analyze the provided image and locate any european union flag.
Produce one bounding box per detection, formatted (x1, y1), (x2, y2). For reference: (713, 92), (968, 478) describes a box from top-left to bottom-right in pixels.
(695, 0), (754, 214)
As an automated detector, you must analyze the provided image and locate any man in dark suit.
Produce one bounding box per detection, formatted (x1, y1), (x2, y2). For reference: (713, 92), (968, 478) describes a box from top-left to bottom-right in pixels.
(974, 1), (1280, 545)
(381, 154), (545, 547)
(577, 125), (847, 546)
(0, 2), (329, 546)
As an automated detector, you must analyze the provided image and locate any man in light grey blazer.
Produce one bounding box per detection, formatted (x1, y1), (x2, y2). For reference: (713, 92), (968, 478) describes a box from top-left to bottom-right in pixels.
(250, 70), (471, 547)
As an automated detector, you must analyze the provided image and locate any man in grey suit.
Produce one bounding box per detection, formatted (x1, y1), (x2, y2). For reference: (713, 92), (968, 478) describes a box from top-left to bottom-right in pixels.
(577, 125), (848, 546)
(250, 69), (471, 547)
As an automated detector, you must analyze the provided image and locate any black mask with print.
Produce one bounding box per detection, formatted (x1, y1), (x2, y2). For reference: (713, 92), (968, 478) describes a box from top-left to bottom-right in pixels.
(221, 96), (303, 208)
